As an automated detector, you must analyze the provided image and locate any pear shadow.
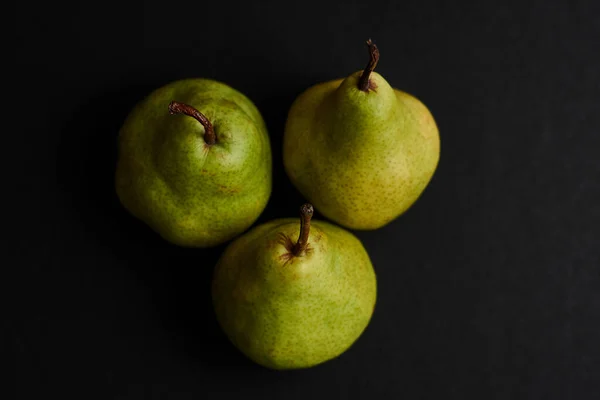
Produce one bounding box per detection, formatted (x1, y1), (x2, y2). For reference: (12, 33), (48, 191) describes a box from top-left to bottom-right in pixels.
(55, 84), (257, 372)
(252, 90), (306, 223)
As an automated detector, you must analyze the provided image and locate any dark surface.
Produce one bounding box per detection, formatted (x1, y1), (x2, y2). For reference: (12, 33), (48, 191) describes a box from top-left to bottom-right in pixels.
(5, 0), (600, 399)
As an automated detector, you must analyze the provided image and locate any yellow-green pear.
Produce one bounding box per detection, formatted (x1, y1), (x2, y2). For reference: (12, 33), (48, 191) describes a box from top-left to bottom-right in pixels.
(283, 40), (440, 230)
(116, 79), (272, 247)
(212, 204), (377, 369)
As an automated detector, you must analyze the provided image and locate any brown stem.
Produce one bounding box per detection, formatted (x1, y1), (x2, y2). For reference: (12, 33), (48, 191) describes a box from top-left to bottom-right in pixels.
(293, 203), (314, 256)
(168, 101), (216, 145)
(358, 39), (380, 92)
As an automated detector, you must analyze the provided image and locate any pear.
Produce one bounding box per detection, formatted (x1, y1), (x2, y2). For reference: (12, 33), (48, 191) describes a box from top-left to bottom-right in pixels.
(116, 79), (271, 247)
(212, 203), (377, 370)
(283, 40), (440, 230)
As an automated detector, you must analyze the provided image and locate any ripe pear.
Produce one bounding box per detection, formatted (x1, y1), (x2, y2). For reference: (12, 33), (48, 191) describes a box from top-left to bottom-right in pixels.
(283, 40), (440, 230)
(212, 204), (376, 370)
(115, 79), (272, 247)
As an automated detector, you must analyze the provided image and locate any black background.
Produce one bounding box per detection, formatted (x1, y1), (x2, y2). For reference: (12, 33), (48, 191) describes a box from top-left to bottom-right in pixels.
(6, 0), (600, 398)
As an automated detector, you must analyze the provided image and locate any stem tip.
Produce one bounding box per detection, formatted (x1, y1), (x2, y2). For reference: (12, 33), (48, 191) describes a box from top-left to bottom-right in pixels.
(358, 38), (380, 92)
(293, 203), (314, 256)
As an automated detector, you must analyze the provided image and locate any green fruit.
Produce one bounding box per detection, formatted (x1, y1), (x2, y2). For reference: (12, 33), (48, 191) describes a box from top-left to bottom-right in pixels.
(212, 204), (377, 370)
(116, 79), (272, 247)
(283, 40), (440, 230)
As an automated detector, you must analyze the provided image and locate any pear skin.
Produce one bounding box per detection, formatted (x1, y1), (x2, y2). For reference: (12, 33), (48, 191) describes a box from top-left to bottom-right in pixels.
(283, 41), (440, 230)
(212, 204), (377, 369)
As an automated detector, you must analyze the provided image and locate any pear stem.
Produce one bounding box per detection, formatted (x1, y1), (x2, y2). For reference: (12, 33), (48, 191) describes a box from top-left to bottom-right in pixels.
(168, 101), (216, 145)
(358, 39), (380, 92)
(293, 203), (314, 256)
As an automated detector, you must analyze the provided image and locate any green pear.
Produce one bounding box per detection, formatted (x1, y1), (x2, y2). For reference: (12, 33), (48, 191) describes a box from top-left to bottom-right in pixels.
(115, 79), (272, 247)
(212, 203), (377, 370)
(283, 40), (440, 230)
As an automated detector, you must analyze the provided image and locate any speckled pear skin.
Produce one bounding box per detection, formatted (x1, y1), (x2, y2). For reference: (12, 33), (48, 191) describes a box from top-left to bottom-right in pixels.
(283, 71), (440, 230)
(212, 218), (377, 370)
(115, 79), (272, 247)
